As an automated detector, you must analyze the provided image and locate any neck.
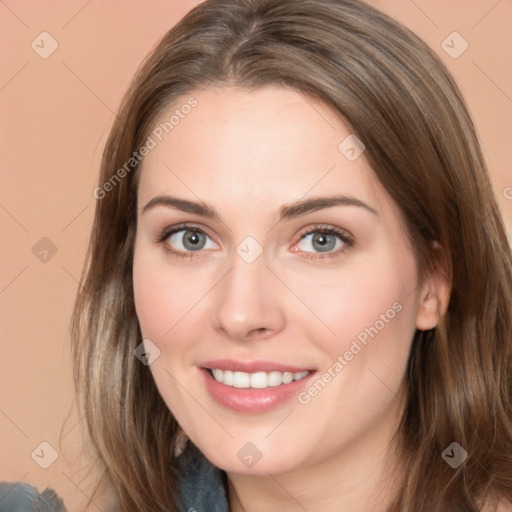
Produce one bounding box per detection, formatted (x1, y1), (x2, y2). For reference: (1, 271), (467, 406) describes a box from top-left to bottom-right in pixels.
(227, 395), (405, 512)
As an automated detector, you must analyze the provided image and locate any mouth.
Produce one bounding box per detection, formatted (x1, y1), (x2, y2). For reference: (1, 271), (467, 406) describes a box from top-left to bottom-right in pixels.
(199, 359), (316, 413)
(205, 368), (311, 389)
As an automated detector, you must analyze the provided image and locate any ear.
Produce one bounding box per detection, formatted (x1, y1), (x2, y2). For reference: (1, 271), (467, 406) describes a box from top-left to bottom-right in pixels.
(415, 242), (451, 331)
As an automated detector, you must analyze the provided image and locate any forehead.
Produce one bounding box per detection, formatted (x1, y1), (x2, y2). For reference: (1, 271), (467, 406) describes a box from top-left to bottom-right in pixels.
(137, 85), (389, 216)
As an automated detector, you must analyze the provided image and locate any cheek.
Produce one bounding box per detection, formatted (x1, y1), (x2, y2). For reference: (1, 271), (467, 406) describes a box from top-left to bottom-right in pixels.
(132, 246), (204, 340)
(303, 250), (419, 362)
(132, 261), (171, 340)
(132, 248), (197, 419)
(290, 254), (419, 450)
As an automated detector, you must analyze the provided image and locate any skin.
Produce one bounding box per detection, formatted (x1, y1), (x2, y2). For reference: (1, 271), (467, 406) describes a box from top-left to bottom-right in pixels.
(132, 85), (450, 511)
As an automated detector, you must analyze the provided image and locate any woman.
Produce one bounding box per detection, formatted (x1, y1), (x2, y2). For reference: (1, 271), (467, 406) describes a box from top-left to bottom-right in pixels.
(3, 0), (510, 510)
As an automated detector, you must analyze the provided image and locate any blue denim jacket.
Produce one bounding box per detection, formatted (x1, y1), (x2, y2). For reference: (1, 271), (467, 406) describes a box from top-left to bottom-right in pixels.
(172, 441), (230, 512)
(0, 443), (229, 512)
(0, 482), (67, 512)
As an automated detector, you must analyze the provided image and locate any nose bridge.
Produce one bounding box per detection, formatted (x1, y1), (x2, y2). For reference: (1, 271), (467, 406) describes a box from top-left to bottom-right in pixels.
(211, 244), (285, 341)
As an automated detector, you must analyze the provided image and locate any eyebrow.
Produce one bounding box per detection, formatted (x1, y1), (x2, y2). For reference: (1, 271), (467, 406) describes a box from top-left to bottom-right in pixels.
(141, 194), (378, 220)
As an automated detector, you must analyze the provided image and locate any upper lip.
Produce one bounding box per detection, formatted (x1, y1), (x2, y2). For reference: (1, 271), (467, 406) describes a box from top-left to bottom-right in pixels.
(200, 359), (314, 373)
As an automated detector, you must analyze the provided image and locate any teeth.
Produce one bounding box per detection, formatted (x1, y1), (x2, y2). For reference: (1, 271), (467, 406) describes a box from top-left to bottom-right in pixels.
(223, 370), (233, 386)
(268, 371), (283, 387)
(233, 371), (250, 388)
(250, 372), (268, 389)
(209, 369), (310, 388)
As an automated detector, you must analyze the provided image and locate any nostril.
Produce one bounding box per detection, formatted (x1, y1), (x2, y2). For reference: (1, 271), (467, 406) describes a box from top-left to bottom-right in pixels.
(247, 327), (270, 339)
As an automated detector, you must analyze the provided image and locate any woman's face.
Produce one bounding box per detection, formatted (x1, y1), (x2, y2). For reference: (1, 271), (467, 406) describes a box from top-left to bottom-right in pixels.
(133, 85), (439, 475)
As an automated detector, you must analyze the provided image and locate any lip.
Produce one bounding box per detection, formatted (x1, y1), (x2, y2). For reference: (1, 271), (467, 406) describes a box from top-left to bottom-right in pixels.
(198, 360), (316, 413)
(200, 359), (313, 373)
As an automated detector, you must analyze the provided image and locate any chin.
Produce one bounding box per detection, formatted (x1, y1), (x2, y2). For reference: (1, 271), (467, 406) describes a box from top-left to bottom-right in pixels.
(196, 435), (313, 476)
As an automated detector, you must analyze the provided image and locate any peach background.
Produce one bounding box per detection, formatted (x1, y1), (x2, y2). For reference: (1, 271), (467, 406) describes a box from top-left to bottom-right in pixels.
(0, 1), (510, 510)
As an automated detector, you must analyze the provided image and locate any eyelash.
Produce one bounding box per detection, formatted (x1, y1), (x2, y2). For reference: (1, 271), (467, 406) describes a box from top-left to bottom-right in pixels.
(155, 222), (354, 260)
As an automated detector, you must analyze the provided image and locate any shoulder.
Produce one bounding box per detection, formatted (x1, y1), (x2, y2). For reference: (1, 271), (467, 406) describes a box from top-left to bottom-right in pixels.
(0, 481), (67, 511)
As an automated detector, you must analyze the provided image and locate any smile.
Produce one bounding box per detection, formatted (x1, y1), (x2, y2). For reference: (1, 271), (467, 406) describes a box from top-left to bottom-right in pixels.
(199, 360), (316, 413)
(208, 369), (311, 389)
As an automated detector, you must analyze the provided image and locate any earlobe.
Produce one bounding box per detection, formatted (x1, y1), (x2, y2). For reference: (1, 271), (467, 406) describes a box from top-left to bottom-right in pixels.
(415, 243), (451, 331)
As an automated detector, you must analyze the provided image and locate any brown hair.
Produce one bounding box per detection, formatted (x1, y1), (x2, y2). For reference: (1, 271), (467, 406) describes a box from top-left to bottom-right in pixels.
(70, 0), (512, 510)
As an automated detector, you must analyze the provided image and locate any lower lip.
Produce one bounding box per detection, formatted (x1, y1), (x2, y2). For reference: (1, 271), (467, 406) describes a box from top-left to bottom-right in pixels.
(200, 368), (315, 413)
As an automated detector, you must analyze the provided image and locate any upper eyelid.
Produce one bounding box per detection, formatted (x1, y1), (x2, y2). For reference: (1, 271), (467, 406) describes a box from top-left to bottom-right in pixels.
(162, 223), (348, 236)
(161, 222), (211, 235)
(160, 223), (217, 244)
(298, 224), (352, 237)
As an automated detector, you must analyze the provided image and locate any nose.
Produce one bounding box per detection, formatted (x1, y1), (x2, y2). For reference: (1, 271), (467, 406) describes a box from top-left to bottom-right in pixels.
(211, 249), (286, 342)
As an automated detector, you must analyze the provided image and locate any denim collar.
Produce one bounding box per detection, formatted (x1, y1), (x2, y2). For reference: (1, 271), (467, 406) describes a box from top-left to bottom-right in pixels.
(171, 441), (230, 512)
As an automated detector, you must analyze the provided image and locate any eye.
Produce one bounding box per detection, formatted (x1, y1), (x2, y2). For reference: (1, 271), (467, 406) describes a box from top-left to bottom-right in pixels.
(292, 224), (354, 258)
(156, 223), (353, 260)
(157, 223), (218, 257)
